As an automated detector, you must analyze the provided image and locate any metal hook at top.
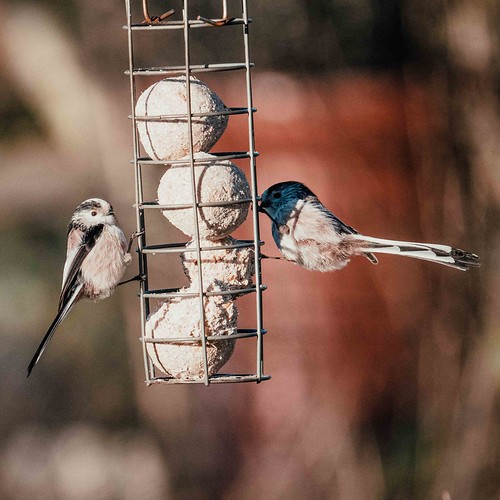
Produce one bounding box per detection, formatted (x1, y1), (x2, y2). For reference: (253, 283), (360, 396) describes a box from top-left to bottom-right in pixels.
(197, 0), (235, 27)
(141, 0), (175, 24)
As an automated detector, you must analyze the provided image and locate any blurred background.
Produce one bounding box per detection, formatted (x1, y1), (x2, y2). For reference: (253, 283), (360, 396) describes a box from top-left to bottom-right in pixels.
(0, 0), (499, 498)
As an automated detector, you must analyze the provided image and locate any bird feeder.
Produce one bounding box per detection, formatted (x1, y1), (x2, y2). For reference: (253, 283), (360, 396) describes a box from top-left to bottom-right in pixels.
(124, 0), (269, 385)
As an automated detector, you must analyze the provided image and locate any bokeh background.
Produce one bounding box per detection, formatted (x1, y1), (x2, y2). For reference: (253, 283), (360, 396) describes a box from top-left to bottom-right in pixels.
(1, 0), (499, 498)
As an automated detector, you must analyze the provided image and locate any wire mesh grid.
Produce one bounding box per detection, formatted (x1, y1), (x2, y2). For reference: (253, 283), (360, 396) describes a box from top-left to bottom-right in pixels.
(124, 0), (270, 385)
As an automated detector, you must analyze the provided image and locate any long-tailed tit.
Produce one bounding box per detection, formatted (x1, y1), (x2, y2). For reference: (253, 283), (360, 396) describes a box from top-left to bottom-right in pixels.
(27, 198), (134, 377)
(259, 181), (480, 272)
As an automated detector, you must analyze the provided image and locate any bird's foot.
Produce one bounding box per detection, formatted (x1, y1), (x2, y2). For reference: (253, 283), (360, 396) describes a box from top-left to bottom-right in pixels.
(118, 274), (146, 287)
(261, 254), (284, 261)
(141, 0), (174, 24)
(127, 230), (145, 253)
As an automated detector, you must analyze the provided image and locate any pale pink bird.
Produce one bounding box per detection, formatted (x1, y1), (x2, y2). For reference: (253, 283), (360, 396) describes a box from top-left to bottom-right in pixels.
(259, 181), (480, 272)
(27, 198), (137, 377)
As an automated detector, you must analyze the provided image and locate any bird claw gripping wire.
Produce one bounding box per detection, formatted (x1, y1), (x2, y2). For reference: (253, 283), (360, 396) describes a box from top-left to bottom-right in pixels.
(127, 229), (145, 253)
(141, 0), (174, 24)
(260, 254), (284, 261)
(118, 273), (146, 287)
(197, 0), (235, 26)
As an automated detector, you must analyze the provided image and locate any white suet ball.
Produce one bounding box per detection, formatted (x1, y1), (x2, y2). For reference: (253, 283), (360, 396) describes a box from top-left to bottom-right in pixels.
(135, 76), (228, 161)
(157, 152), (251, 240)
(145, 294), (237, 379)
(181, 236), (255, 293)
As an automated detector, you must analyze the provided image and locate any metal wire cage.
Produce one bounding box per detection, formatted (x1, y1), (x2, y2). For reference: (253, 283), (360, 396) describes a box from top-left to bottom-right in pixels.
(124, 0), (269, 385)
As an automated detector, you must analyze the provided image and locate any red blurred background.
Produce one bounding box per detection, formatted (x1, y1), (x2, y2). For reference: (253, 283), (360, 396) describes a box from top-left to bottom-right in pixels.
(0, 1), (498, 499)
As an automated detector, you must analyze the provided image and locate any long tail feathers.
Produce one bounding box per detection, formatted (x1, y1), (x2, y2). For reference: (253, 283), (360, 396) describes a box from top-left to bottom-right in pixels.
(27, 284), (83, 377)
(352, 235), (480, 271)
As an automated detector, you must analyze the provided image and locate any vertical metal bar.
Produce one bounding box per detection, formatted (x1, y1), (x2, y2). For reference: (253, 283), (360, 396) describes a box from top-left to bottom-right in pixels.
(183, 0), (210, 385)
(241, 0), (264, 380)
(125, 0), (153, 384)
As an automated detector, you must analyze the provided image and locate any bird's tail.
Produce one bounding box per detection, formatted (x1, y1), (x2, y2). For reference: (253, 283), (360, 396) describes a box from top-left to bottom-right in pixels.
(27, 284), (83, 377)
(351, 235), (480, 271)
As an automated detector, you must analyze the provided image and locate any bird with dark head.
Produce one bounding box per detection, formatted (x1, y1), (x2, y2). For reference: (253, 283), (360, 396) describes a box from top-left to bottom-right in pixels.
(27, 198), (133, 377)
(259, 181), (480, 272)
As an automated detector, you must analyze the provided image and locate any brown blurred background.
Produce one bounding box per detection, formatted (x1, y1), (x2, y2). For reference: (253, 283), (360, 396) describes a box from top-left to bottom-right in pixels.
(0, 1), (499, 499)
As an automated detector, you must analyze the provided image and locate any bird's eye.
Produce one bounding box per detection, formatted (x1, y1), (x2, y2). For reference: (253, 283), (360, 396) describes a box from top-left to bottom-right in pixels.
(91, 211), (97, 216)
(272, 192), (282, 199)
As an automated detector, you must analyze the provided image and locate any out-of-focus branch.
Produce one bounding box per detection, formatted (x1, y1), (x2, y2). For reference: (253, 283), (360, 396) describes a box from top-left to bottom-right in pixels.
(404, 1), (500, 497)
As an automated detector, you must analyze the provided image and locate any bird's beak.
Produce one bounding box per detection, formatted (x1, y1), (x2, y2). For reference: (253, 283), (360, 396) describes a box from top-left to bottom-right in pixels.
(257, 204), (269, 217)
(257, 197), (269, 216)
(258, 205), (281, 227)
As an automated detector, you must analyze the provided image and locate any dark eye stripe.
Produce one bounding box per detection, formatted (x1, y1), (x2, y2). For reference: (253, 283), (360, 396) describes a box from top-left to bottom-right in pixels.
(78, 201), (102, 211)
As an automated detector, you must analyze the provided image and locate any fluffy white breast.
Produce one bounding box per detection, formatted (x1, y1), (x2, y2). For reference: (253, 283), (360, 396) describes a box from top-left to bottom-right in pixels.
(81, 224), (130, 299)
(274, 199), (347, 271)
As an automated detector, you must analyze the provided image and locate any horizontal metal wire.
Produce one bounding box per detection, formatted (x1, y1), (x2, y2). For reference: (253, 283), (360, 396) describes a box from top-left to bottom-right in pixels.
(142, 239), (263, 254)
(147, 374), (271, 385)
(143, 328), (268, 343)
(126, 18), (251, 31)
(140, 198), (252, 210)
(136, 151), (259, 165)
(133, 107), (256, 122)
(127, 62), (253, 76)
(143, 284), (266, 299)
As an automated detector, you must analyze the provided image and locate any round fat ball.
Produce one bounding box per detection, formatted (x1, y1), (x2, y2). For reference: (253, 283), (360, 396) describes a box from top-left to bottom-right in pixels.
(158, 153), (251, 240)
(136, 76), (228, 161)
(181, 237), (255, 294)
(145, 294), (237, 379)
